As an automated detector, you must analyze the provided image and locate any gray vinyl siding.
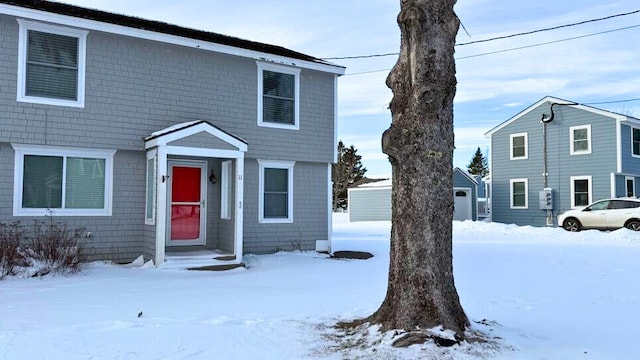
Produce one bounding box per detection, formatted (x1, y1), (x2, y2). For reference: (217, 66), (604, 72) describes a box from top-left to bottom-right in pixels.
(0, 13), (336, 262)
(620, 124), (640, 174)
(348, 187), (392, 222)
(491, 101), (618, 226)
(242, 159), (328, 253)
(168, 132), (240, 151)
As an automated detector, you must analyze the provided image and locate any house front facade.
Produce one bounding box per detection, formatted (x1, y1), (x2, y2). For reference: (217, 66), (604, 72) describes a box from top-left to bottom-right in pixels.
(486, 96), (640, 227)
(0, 1), (345, 265)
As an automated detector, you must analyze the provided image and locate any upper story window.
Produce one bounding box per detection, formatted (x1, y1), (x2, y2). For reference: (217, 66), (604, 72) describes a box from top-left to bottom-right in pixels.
(12, 144), (115, 216)
(569, 125), (591, 155)
(257, 62), (300, 130)
(17, 20), (88, 108)
(632, 128), (640, 157)
(510, 132), (528, 160)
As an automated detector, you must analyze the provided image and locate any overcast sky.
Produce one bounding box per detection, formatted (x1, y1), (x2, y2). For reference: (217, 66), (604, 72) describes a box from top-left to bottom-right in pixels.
(57, 0), (640, 176)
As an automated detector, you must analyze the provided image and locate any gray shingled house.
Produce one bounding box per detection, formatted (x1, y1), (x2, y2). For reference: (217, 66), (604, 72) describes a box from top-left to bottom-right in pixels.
(485, 96), (640, 227)
(0, 1), (345, 265)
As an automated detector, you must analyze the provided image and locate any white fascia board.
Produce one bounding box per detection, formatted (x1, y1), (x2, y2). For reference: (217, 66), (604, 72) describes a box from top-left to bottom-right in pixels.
(0, 4), (345, 76)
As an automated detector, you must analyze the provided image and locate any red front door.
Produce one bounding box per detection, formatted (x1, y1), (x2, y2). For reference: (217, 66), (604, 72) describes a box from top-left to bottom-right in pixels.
(168, 162), (205, 245)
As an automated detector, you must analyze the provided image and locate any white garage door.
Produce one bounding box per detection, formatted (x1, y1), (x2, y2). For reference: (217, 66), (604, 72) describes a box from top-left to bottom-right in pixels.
(453, 189), (471, 221)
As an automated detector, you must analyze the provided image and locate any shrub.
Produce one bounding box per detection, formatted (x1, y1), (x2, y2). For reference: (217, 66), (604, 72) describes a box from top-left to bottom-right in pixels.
(0, 222), (24, 279)
(20, 220), (87, 277)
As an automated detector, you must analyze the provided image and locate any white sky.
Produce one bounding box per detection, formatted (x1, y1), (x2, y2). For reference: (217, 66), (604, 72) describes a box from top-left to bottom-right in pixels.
(56, 0), (640, 176)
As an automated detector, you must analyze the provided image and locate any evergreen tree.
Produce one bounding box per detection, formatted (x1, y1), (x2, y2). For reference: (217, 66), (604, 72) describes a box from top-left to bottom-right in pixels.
(331, 141), (366, 210)
(467, 147), (489, 177)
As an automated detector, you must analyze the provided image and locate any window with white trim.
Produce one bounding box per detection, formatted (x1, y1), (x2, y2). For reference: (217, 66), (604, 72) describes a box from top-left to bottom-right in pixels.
(570, 176), (592, 208)
(145, 155), (156, 225)
(258, 160), (294, 223)
(257, 62), (300, 130)
(626, 176), (635, 197)
(220, 160), (233, 220)
(632, 128), (640, 157)
(510, 178), (528, 209)
(509, 132), (528, 160)
(17, 20), (87, 108)
(12, 144), (115, 216)
(569, 125), (591, 155)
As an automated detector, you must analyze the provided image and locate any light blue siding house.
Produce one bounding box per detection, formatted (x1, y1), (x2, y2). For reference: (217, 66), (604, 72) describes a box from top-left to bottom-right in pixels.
(485, 96), (640, 227)
(0, 1), (345, 265)
(348, 168), (478, 222)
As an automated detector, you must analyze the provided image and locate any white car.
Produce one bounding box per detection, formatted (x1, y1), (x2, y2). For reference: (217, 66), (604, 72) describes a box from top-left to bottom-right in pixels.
(558, 198), (640, 232)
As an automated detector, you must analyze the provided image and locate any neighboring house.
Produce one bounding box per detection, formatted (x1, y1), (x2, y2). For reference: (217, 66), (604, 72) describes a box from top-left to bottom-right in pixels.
(347, 168), (478, 222)
(475, 174), (491, 221)
(485, 96), (640, 227)
(0, 1), (345, 265)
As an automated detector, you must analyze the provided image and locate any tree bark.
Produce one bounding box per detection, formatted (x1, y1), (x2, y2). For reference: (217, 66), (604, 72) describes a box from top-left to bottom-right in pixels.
(369, 0), (469, 337)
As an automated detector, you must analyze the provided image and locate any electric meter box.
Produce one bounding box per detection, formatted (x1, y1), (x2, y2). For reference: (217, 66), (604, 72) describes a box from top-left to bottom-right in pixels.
(539, 188), (553, 210)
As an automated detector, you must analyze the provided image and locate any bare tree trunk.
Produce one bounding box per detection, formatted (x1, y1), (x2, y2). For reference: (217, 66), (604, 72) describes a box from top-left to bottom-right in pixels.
(369, 0), (469, 337)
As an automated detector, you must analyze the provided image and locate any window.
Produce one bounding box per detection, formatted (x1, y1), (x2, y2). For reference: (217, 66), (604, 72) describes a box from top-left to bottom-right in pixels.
(626, 176), (635, 197)
(258, 160), (294, 223)
(12, 144), (115, 216)
(220, 160), (233, 220)
(17, 20), (87, 107)
(510, 178), (528, 209)
(145, 155), (156, 225)
(510, 133), (528, 160)
(570, 176), (592, 208)
(569, 125), (591, 155)
(257, 62), (300, 130)
(632, 128), (640, 157)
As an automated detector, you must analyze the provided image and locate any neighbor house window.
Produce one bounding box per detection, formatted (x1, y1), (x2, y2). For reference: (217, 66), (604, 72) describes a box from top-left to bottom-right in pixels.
(632, 128), (640, 157)
(258, 160), (294, 223)
(570, 125), (591, 155)
(510, 133), (528, 160)
(17, 20), (87, 108)
(220, 160), (233, 220)
(570, 176), (592, 208)
(257, 62), (300, 130)
(626, 176), (635, 197)
(12, 144), (115, 216)
(510, 178), (528, 209)
(145, 155), (156, 225)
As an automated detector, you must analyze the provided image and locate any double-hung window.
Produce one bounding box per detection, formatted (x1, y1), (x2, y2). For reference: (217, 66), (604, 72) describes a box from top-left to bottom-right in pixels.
(510, 133), (528, 160)
(570, 176), (592, 208)
(258, 160), (294, 223)
(632, 128), (640, 157)
(257, 62), (300, 130)
(17, 20), (87, 107)
(12, 144), (115, 216)
(569, 125), (591, 155)
(510, 178), (528, 209)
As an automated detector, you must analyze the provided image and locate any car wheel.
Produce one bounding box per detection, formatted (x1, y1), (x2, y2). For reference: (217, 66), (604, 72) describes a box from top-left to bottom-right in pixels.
(563, 218), (582, 232)
(625, 220), (640, 231)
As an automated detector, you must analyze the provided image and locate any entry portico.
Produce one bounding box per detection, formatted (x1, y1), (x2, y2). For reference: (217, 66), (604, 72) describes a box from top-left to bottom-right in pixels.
(144, 121), (247, 265)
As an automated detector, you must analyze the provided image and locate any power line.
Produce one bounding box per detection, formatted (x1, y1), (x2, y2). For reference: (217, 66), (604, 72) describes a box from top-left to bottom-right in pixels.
(583, 98), (640, 105)
(322, 8), (640, 60)
(343, 23), (640, 76)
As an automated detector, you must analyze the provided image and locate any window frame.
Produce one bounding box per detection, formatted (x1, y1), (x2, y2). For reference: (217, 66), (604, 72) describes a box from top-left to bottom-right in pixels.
(509, 132), (528, 160)
(509, 178), (528, 209)
(256, 62), (300, 130)
(257, 159), (295, 223)
(17, 19), (88, 108)
(145, 153), (156, 225)
(626, 176), (635, 198)
(632, 127), (640, 158)
(220, 160), (233, 220)
(570, 175), (592, 209)
(12, 144), (115, 216)
(569, 125), (592, 155)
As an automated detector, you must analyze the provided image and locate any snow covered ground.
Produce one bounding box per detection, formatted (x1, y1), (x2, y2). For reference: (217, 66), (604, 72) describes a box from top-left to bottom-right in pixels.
(1, 214), (639, 359)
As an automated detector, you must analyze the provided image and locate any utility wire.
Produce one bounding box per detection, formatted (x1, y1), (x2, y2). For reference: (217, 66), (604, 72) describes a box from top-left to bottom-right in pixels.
(343, 23), (640, 76)
(584, 98), (640, 105)
(322, 8), (640, 60)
